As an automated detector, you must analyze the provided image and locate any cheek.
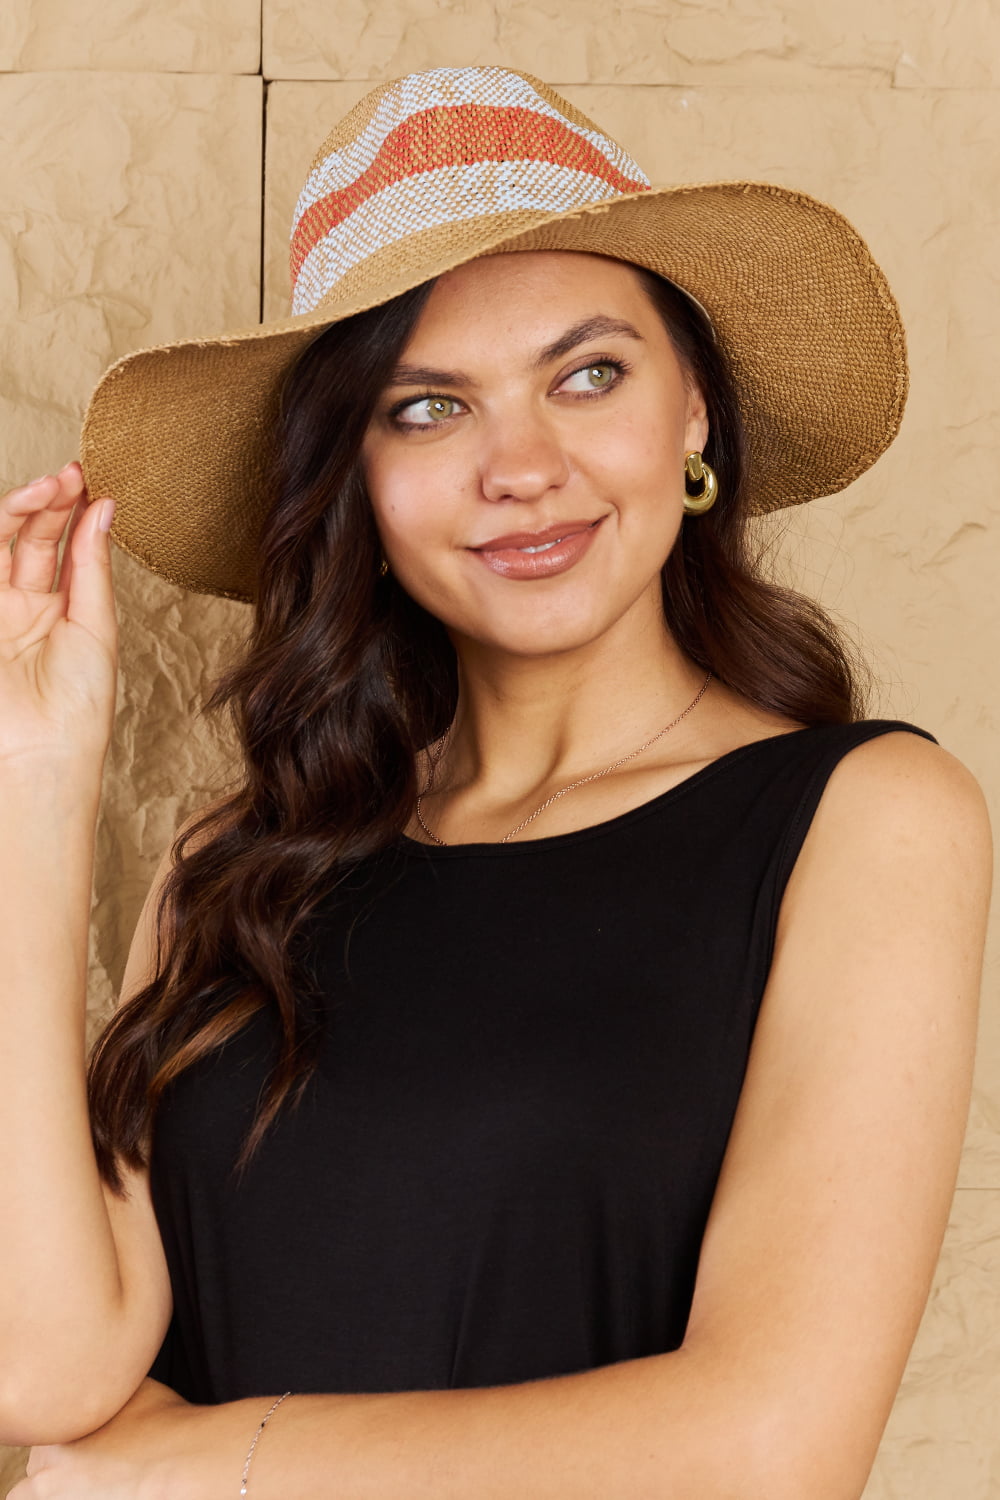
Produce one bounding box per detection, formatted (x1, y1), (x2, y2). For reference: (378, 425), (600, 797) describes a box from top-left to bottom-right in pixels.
(587, 403), (686, 513)
(364, 446), (423, 534)
(363, 446), (465, 571)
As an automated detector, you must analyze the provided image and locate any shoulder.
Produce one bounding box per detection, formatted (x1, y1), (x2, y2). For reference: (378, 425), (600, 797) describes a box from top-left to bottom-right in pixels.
(776, 726), (992, 991)
(813, 726), (992, 867)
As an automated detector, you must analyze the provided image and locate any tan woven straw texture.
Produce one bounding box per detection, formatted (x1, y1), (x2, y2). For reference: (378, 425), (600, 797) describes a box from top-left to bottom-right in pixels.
(80, 69), (908, 604)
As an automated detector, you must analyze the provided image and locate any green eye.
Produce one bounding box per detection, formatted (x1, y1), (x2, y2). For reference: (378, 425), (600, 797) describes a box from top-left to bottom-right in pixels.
(561, 361), (622, 395)
(395, 394), (460, 428)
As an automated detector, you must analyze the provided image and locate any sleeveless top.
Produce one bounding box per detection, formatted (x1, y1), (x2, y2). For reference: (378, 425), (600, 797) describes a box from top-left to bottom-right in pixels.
(148, 718), (936, 1402)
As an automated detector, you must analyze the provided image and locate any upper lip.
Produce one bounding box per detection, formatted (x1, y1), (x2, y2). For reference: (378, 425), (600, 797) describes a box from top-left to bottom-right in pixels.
(470, 518), (602, 551)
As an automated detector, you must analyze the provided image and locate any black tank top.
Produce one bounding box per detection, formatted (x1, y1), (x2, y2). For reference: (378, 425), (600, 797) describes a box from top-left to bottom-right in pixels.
(148, 718), (936, 1402)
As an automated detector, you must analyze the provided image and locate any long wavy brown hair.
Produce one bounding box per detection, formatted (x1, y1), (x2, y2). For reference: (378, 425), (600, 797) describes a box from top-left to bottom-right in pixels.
(88, 264), (871, 1190)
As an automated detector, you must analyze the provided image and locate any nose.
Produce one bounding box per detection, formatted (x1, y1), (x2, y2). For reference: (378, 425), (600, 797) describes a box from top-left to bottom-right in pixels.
(479, 408), (571, 503)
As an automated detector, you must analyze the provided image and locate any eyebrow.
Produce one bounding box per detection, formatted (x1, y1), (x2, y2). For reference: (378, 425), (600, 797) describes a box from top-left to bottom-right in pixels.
(385, 315), (645, 391)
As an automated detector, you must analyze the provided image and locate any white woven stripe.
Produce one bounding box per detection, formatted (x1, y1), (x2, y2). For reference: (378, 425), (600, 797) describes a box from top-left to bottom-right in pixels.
(291, 67), (648, 231)
(291, 158), (632, 316)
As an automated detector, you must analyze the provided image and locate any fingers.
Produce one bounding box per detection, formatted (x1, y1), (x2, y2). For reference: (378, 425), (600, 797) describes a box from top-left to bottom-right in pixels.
(54, 492), (88, 598)
(0, 474), (58, 588)
(64, 489), (118, 657)
(2, 462), (84, 593)
(0, 461), (118, 658)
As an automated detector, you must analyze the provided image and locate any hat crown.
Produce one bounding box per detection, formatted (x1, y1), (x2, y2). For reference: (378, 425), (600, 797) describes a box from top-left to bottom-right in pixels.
(288, 66), (651, 317)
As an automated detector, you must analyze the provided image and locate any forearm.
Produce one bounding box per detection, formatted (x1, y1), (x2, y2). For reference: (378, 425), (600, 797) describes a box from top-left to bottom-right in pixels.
(181, 1348), (780, 1500)
(0, 762), (124, 1425)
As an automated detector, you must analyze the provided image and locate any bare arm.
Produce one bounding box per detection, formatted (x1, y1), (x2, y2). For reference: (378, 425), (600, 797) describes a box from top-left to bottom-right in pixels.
(42, 729), (989, 1499)
(0, 467), (171, 1444)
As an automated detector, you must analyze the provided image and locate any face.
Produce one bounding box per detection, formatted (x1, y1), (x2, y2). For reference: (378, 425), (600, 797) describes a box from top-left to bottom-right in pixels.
(361, 250), (708, 660)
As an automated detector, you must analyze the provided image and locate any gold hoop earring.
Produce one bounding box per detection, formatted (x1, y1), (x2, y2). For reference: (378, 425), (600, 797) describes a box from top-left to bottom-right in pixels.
(683, 452), (718, 515)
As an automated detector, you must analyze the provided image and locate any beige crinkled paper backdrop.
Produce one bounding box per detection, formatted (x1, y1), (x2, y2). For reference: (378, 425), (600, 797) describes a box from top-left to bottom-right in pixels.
(1, 1), (998, 1494)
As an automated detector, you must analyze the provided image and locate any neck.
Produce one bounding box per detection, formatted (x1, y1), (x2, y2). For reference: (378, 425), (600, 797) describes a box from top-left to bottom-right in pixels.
(437, 589), (710, 803)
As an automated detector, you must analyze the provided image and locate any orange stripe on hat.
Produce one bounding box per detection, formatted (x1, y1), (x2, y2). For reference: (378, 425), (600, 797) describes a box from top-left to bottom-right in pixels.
(290, 104), (649, 283)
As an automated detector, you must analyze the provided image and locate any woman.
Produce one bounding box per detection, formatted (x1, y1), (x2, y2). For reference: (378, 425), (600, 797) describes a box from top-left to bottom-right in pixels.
(1, 67), (991, 1500)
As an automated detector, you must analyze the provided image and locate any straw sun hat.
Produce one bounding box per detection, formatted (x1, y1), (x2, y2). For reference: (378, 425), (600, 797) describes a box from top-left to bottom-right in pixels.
(80, 66), (908, 604)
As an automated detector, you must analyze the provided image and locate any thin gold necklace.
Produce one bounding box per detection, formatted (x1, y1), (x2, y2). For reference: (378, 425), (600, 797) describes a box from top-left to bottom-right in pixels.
(414, 671), (713, 846)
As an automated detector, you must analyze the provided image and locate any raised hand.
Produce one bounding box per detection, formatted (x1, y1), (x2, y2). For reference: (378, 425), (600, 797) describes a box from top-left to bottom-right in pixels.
(0, 462), (118, 774)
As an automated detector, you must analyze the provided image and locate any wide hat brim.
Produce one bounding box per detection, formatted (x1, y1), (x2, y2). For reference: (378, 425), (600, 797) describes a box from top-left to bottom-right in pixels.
(81, 180), (908, 603)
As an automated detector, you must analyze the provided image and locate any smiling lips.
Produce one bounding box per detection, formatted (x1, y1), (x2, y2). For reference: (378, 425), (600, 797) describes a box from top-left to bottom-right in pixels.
(470, 517), (605, 579)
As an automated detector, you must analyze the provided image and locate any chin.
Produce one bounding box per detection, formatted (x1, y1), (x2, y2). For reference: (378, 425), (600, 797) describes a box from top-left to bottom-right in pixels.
(456, 602), (626, 660)
(414, 561), (662, 660)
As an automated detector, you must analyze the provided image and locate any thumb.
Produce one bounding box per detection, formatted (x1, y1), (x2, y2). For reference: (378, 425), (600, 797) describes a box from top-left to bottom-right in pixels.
(64, 496), (118, 654)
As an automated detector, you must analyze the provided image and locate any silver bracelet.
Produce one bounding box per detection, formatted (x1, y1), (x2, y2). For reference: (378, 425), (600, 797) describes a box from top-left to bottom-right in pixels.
(240, 1391), (292, 1496)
